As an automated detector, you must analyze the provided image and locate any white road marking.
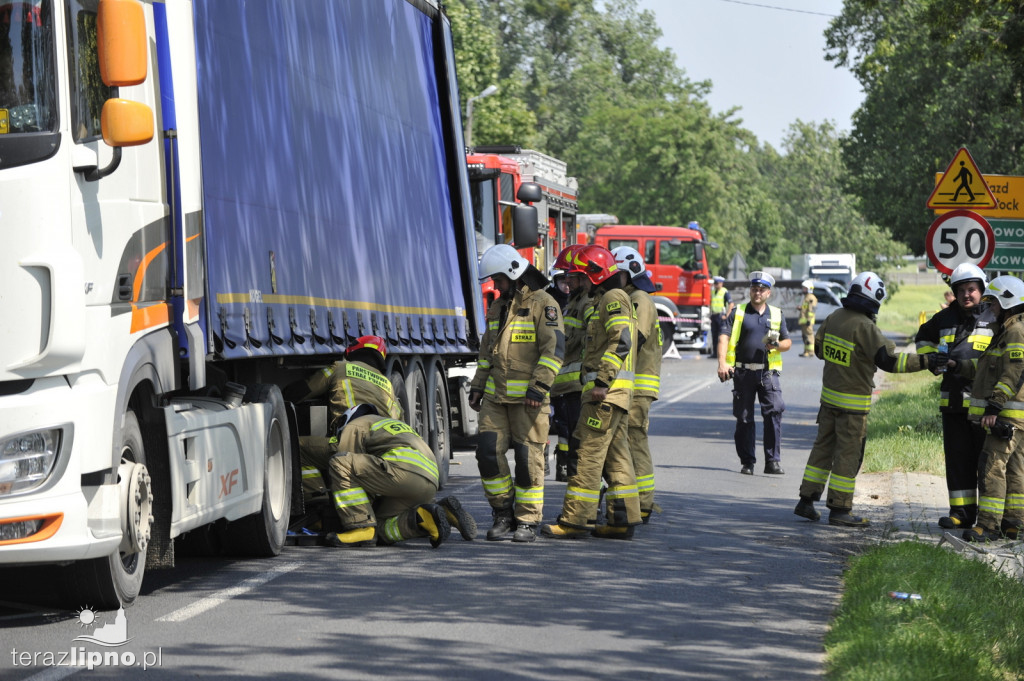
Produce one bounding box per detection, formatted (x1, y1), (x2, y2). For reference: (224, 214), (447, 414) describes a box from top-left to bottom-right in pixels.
(156, 561), (298, 622)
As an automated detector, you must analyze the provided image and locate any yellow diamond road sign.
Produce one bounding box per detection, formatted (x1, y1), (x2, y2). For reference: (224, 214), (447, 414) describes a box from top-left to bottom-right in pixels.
(927, 147), (997, 210)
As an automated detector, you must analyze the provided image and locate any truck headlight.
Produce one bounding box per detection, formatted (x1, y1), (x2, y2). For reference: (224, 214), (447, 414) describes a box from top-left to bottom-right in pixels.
(0, 429), (61, 496)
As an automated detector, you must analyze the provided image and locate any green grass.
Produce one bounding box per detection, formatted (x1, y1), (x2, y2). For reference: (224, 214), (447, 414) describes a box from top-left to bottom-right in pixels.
(877, 283), (947, 337)
(827, 542), (1024, 681)
(863, 372), (944, 475)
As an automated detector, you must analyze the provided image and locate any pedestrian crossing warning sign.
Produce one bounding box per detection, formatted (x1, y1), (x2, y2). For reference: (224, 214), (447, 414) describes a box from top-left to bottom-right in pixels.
(927, 147), (997, 210)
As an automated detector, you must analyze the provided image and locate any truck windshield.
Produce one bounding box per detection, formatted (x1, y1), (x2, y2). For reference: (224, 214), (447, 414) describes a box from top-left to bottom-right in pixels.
(0, 0), (58, 167)
(660, 240), (703, 272)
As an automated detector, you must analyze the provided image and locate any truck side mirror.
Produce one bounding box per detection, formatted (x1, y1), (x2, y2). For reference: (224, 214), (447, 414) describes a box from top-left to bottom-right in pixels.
(98, 0), (148, 86)
(101, 98), (154, 147)
(512, 204), (539, 248)
(516, 182), (542, 203)
(694, 243), (705, 261)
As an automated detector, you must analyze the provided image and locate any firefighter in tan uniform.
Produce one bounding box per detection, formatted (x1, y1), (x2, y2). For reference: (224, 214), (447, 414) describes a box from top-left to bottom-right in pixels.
(794, 272), (927, 527)
(915, 263), (994, 530)
(946, 275), (1024, 542)
(611, 246), (662, 522)
(469, 244), (565, 543)
(543, 245), (642, 539)
(551, 244), (595, 482)
(286, 336), (402, 500)
(798, 281), (818, 357)
(315, 404), (456, 548)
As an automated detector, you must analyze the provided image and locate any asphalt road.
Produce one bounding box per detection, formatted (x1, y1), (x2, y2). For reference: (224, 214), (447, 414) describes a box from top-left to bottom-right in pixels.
(0, 351), (874, 681)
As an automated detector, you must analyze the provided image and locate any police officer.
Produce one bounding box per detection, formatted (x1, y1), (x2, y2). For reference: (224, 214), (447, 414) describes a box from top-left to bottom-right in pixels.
(318, 404), (466, 548)
(550, 245), (594, 482)
(915, 263), (994, 530)
(469, 244), (565, 543)
(794, 272), (928, 527)
(798, 281), (818, 357)
(717, 271), (791, 475)
(286, 336), (402, 501)
(710, 276), (733, 359)
(946, 275), (1024, 542)
(611, 246), (662, 523)
(543, 245), (642, 539)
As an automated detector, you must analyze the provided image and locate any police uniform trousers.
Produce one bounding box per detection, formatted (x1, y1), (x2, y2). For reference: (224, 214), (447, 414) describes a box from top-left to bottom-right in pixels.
(942, 412), (986, 523)
(552, 392), (583, 477)
(976, 428), (1024, 532)
(475, 398), (548, 524)
(732, 368), (785, 466)
(560, 401), (641, 529)
(626, 395), (656, 512)
(327, 452), (437, 545)
(709, 315), (724, 358)
(798, 405), (867, 512)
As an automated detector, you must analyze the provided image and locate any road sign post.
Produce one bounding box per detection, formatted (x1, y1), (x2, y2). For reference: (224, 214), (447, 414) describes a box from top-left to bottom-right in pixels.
(925, 209), (995, 275)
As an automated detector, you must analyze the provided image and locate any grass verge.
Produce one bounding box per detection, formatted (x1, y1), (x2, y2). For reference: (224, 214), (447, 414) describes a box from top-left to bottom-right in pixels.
(877, 283), (947, 337)
(863, 372), (944, 475)
(827, 541), (1024, 681)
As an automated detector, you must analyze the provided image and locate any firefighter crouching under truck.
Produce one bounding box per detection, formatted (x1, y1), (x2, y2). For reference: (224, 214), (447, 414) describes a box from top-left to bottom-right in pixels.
(311, 404), (476, 547)
(794, 271), (928, 527)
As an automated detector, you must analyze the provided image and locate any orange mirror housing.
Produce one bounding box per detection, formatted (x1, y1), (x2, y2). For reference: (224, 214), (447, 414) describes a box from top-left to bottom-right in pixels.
(97, 0), (147, 87)
(101, 98), (154, 147)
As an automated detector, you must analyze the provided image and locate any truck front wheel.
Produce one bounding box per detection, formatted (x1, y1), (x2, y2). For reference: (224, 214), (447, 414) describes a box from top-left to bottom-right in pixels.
(62, 410), (152, 609)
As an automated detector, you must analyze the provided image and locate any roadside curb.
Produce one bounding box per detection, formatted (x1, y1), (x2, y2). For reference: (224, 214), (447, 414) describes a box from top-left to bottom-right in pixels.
(866, 470), (1024, 581)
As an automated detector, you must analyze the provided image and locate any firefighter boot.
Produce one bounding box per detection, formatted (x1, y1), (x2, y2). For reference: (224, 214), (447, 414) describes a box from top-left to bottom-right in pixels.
(486, 509), (514, 541)
(938, 507), (973, 529)
(438, 496), (478, 541)
(324, 526), (376, 548)
(1000, 519), (1022, 540)
(540, 522), (589, 539)
(793, 497), (820, 522)
(416, 504), (451, 548)
(591, 524), (635, 540)
(828, 509), (869, 528)
(963, 525), (1002, 543)
(512, 524), (537, 543)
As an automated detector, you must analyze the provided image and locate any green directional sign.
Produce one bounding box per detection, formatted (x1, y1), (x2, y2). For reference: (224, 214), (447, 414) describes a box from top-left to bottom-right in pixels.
(989, 219), (1024, 268)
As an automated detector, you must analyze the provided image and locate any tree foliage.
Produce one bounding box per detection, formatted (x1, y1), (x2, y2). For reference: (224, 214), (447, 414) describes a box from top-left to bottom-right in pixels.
(826, 0), (1024, 253)
(448, 0), (908, 276)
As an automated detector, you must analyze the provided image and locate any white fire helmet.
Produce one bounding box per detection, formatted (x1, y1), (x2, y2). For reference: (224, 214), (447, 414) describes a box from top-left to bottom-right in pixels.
(478, 244), (529, 282)
(949, 263), (987, 292)
(802, 280), (814, 291)
(848, 271), (887, 305)
(610, 246), (646, 277)
(984, 275), (1024, 310)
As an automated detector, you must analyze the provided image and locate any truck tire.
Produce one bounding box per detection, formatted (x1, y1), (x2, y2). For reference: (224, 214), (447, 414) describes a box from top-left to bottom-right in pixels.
(426, 364), (451, 489)
(222, 384), (292, 557)
(62, 410), (151, 609)
(389, 368), (409, 422)
(659, 320), (676, 354)
(405, 364), (429, 443)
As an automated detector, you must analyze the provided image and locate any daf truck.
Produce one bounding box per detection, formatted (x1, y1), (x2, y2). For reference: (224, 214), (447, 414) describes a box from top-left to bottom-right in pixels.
(0, 0), (509, 608)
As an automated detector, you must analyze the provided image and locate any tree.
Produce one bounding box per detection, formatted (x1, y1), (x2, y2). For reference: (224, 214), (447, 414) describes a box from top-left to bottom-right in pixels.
(761, 120), (905, 273)
(447, 0), (537, 147)
(826, 0), (1024, 253)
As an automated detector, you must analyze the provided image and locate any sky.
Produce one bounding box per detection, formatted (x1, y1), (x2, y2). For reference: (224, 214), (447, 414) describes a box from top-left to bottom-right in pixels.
(636, 0), (864, 150)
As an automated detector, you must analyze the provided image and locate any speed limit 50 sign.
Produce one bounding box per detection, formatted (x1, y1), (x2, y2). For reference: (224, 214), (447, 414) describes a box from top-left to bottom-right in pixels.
(925, 209), (994, 275)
